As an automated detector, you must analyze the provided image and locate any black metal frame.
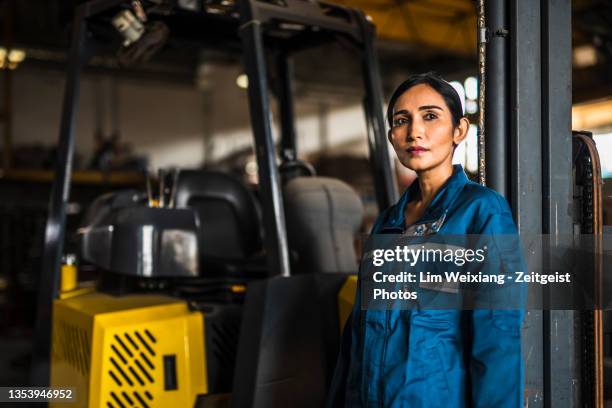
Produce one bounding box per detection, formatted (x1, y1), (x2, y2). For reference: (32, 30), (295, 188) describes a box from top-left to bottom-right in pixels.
(30, 0), (396, 386)
(30, 7), (92, 385)
(276, 51), (297, 162)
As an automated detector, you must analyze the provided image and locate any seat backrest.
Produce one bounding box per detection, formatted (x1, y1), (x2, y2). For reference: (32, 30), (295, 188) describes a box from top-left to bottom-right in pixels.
(279, 159), (316, 184)
(283, 176), (364, 274)
(174, 170), (262, 261)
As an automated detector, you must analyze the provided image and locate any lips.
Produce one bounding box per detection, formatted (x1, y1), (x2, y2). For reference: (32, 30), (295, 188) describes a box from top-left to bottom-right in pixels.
(406, 146), (429, 154)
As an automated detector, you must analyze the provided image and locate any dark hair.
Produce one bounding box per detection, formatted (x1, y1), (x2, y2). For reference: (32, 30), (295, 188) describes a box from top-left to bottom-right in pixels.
(386, 72), (464, 128)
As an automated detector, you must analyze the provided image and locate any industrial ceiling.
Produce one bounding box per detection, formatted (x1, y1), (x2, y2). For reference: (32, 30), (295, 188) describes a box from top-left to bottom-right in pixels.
(2, 0), (612, 101)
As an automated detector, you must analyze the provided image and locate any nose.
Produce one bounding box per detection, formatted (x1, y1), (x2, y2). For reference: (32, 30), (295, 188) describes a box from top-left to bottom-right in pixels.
(407, 117), (425, 141)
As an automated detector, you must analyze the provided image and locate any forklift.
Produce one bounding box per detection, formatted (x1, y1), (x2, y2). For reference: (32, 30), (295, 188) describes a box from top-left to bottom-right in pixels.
(28, 1), (607, 407)
(28, 0), (396, 407)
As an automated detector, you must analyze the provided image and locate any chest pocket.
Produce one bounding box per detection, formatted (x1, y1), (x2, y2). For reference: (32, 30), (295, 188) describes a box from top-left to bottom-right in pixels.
(404, 211), (447, 236)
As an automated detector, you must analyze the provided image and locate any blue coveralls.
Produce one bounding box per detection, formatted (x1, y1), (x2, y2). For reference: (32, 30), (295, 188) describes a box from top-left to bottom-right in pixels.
(328, 165), (525, 408)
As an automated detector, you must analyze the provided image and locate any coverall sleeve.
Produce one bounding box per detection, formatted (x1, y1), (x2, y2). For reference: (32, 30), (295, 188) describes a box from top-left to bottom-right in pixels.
(326, 210), (390, 407)
(470, 210), (526, 408)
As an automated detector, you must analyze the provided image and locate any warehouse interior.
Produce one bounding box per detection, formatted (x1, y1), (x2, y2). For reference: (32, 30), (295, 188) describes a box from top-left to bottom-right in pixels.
(0, 0), (611, 407)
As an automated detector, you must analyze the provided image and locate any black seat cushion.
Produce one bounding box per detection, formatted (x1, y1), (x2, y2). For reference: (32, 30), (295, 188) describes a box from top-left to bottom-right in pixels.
(174, 170), (262, 262)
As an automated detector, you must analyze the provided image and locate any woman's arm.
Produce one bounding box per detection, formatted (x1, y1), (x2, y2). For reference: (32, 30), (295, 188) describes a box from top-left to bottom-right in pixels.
(470, 210), (526, 408)
(326, 208), (392, 407)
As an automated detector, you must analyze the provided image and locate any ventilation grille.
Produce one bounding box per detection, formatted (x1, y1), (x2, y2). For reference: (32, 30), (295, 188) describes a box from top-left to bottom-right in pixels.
(52, 319), (91, 376)
(107, 329), (157, 408)
(211, 320), (239, 369)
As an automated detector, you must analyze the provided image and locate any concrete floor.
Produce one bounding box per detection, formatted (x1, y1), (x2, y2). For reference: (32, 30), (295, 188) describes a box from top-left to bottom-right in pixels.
(0, 334), (32, 387)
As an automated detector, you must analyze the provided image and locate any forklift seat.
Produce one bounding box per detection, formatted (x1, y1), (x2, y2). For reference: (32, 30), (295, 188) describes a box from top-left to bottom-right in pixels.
(174, 170), (264, 274)
(283, 177), (364, 274)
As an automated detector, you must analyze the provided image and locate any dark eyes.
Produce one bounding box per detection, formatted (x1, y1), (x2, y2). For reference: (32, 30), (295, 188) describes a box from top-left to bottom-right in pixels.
(393, 112), (438, 127)
(393, 117), (409, 127)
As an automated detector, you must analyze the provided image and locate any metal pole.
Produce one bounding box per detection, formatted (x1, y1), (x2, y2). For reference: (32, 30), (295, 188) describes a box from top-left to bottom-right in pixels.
(238, 19), (291, 279)
(356, 12), (397, 210)
(30, 9), (90, 386)
(540, 1), (577, 406)
(484, 0), (508, 197)
(276, 52), (298, 162)
(509, 0), (544, 406)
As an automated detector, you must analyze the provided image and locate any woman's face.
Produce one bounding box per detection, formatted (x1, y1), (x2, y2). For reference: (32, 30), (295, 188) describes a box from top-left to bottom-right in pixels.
(388, 84), (467, 172)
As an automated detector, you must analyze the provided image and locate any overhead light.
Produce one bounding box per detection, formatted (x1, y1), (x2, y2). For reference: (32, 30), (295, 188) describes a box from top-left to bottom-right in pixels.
(236, 74), (248, 89)
(573, 45), (597, 68)
(0, 47), (26, 69)
(8, 49), (26, 64)
(245, 160), (258, 176)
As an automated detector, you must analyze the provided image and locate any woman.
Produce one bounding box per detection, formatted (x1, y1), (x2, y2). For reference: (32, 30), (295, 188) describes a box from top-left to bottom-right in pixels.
(328, 72), (524, 407)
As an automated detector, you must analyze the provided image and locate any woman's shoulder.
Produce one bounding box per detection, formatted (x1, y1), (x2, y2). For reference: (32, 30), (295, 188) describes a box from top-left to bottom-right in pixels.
(459, 179), (512, 216)
(455, 180), (518, 234)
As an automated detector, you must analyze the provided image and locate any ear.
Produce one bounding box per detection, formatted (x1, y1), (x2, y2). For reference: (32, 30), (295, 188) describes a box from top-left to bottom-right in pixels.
(452, 117), (470, 145)
(387, 129), (394, 144)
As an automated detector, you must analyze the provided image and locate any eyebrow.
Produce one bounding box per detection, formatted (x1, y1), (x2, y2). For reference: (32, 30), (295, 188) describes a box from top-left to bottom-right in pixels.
(393, 105), (444, 116)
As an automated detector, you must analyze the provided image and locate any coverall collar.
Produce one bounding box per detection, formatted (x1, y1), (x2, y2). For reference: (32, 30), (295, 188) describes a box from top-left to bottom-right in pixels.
(382, 164), (468, 231)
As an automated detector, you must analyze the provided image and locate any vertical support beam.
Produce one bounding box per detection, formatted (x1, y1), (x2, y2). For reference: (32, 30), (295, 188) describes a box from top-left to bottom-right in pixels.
(357, 14), (397, 210)
(1, 69), (10, 171)
(235, 10), (292, 406)
(30, 10), (90, 386)
(2, 0), (13, 171)
(541, 1), (577, 407)
(239, 19), (290, 278)
(484, 0), (508, 198)
(509, 0), (544, 406)
(318, 103), (329, 152)
(276, 53), (297, 162)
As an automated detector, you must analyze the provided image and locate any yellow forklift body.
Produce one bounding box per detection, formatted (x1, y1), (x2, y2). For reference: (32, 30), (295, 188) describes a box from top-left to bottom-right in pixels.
(338, 275), (357, 332)
(50, 292), (207, 408)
